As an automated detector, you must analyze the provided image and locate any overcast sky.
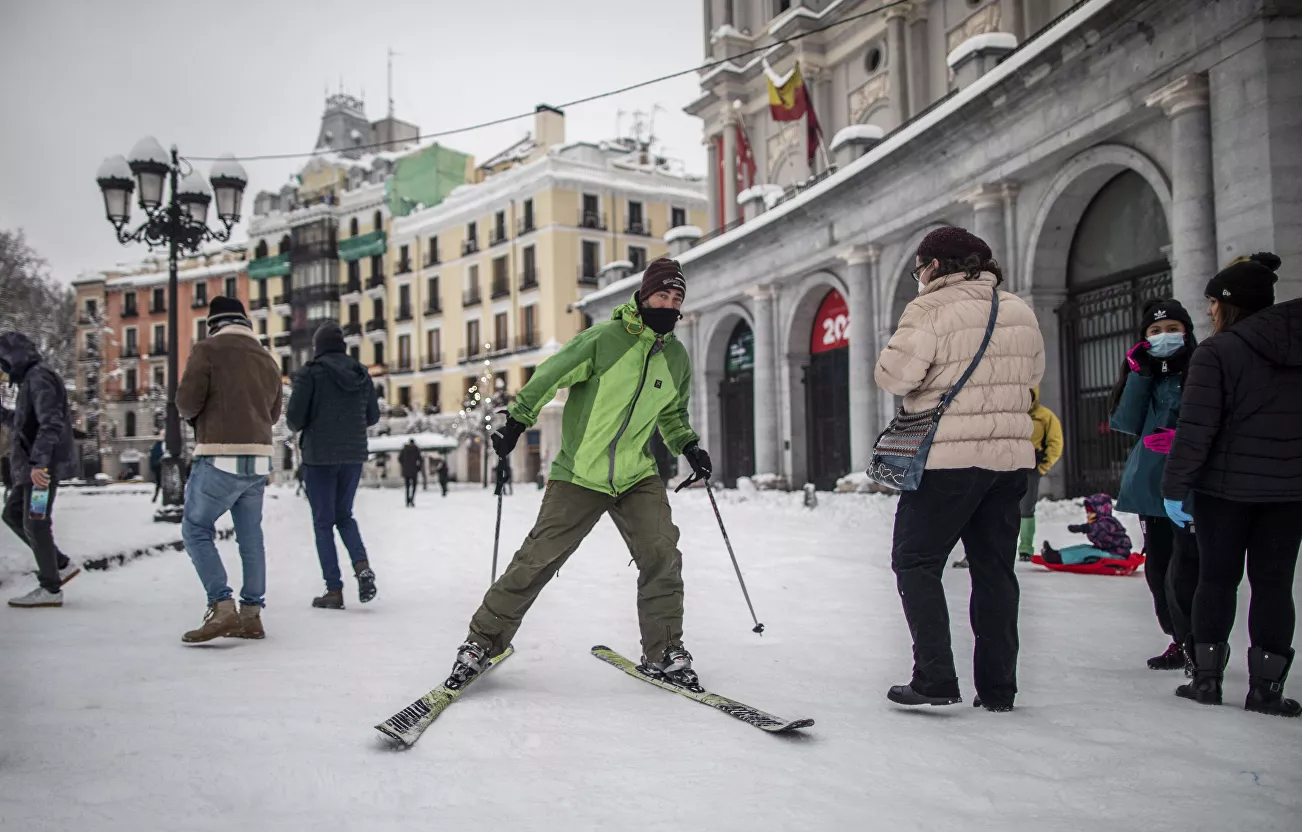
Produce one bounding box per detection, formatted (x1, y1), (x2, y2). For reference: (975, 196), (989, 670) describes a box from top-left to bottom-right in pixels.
(0, 0), (708, 283)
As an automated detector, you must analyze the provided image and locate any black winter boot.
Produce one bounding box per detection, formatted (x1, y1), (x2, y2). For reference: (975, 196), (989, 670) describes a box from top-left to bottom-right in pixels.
(887, 680), (962, 707)
(1245, 647), (1302, 718)
(1176, 643), (1229, 705)
(1147, 641), (1186, 671)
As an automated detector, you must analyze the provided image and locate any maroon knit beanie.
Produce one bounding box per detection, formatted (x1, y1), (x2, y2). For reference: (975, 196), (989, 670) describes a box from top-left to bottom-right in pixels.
(639, 257), (686, 304)
(917, 227), (992, 264)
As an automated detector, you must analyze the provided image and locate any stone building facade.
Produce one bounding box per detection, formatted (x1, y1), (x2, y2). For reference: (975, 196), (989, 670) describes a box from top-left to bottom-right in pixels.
(580, 0), (1302, 497)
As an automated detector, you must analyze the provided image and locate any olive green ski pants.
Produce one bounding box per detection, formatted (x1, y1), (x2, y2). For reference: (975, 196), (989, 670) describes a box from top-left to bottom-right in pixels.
(467, 476), (684, 661)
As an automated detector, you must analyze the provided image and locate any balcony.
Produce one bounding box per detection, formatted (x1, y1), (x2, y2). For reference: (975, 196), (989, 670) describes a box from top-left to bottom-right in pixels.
(393, 357), (414, 373)
(365, 318), (387, 341)
(424, 251), (441, 268)
(424, 298), (442, 316)
(489, 228), (509, 247)
(578, 265), (599, 287)
(516, 330), (540, 351)
(458, 346), (483, 364)
(150, 301), (167, 315)
(519, 269), (538, 291)
(151, 341), (167, 356)
(395, 305), (413, 323)
(625, 220), (652, 237)
(191, 296), (208, 309)
(490, 337), (511, 355)
(249, 297), (270, 319)
(272, 333), (292, 356)
(272, 294), (292, 317)
(364, 274), (386, 299)
(462, 239), (479, 257)
(518, 216), (536, 236)
(463, 287), (482, 307)
(396, 259), (412, 275)
(342, 322), (363, 346)
(121, 306), (139, 319)
(421, 352), (443, 370)
(491, 279), (510, 300)
(121, 346), (140, 359)
(579, 211), (606, 230)
(119, 390), (139, 402)
(341, 279), (363, 304)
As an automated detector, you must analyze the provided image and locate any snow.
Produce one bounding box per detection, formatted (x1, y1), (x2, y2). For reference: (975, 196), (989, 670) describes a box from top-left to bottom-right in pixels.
(127, 136), (168, 167)
(736, 184), (784, 205)
(761, 57), (796, 90)
(598, 259), (634, 274)
(366, 431), (457, 453)
(946, 31), (1021, 69)
(208, 153), (248, 185)
(96, 154), (132, 182)
(663, 224), (704, 244)
(103, 259), (245, 290)
(829, 124), (885, 152)
(709, 23), (746, 44)
(176, 170), (211, 197)
(2, 483), (1298, 830)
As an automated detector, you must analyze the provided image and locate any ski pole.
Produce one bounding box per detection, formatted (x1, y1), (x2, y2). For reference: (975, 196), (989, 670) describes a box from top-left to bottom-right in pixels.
(490, 458), (506, 583)
(701, 479), (765, 635)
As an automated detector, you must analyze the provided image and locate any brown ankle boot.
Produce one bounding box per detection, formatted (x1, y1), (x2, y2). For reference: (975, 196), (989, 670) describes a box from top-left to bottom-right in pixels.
(182, 599), (240, 643)
(312, 588), (345, 609)
(232, 603), (265, 639)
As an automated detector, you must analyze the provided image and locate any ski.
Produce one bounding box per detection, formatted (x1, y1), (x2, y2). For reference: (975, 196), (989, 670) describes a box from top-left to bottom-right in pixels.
(375, 645), (514, 747)
(591, 645), (814, 734)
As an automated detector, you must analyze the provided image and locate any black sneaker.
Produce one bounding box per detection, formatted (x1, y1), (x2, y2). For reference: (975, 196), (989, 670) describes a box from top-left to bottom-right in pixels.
(887, 683), (962, 707)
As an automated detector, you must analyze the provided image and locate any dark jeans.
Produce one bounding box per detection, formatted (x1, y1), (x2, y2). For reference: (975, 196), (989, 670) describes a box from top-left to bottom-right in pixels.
(1139, 514), (1199, 643)
(1191, 494), (1302, 655)
(3, 483), (71, 594)
(303, 464), (369, 592)
(403, 476), (418, 505)
(439, 479), (448, 497)
(892, 468), (1026, 704)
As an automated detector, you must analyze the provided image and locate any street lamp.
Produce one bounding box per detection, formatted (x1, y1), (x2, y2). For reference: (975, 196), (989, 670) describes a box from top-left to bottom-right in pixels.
(96, 140), (247, 522)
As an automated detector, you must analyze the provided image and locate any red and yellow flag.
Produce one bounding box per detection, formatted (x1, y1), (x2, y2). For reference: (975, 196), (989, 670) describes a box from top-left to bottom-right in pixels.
(767, 63), (809, 121)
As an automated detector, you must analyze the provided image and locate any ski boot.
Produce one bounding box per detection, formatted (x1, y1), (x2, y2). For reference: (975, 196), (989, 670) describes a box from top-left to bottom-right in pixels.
(1245, 647), (1302, 717)
(447, 641), (492, 690)
(1176, 642), (1230, 705)
(1147, 641), (1186, 671)
(642, 646), (702, 691)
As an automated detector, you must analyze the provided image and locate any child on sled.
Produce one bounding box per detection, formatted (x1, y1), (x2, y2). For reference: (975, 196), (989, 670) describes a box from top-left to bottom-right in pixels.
(1042, 493), (1133, 565)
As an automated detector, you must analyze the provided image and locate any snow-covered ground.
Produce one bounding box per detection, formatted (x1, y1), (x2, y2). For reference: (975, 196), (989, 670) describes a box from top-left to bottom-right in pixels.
(0, 484), (1298, 831)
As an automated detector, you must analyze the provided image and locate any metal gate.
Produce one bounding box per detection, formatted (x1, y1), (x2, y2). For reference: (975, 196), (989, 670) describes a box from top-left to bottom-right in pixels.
(1056, 261), (1172, 498)
(719, 374), (755, 487)
(805, 348), (851, 491)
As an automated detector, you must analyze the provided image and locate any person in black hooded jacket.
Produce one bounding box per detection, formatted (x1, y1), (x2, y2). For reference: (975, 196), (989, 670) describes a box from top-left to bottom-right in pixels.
(0, 331), (80, 607)
(1162, 252), (1302, 717)
(286, 321), (381, 609)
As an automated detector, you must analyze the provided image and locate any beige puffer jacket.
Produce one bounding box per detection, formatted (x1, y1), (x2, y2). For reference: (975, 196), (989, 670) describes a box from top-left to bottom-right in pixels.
(874, 271), (1045, 471)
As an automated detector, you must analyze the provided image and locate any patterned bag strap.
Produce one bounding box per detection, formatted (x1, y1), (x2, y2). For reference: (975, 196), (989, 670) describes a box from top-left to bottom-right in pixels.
(938, 287), (1001, 415)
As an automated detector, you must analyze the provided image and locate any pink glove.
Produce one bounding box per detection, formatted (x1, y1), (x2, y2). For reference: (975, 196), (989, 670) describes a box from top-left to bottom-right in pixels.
(1126, 340), (1151, 373)
(1143, 427), (1175, 454)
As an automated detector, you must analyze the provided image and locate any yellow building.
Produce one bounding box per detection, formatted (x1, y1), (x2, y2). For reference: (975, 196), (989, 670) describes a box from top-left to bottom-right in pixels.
(387, 106), (708, 483)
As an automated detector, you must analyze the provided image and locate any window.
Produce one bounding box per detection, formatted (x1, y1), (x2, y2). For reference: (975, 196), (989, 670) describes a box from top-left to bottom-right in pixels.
(349, 346), (360, 362)
(258, 318), (267, 335)
(123, 293), (138, 316)
(398, 335), (412, 369)
(350, 217), (359, 236)
(224, 277), (237, 298)
(494, 312), (508, 351)
(399, 284), (411, 318)
(125, 327), (138, 356)
(372, 297), (384, 321)
(398, 386), (411, 408)
(194, 282), (207, 306)
(492, 256), (509, 297)
(196, 319), (208, 340)
(281, 316), (291, 331)
(465, 264), (480, 304)
(278, 234), (291, 255)
(581, 241), (600, 280)
(255, 240), (268, 258)
(399, 244), (410, 272)
(125, 411), (137, 437)
(467, 221), (478, 247)
(521, 304), (537, 348)
(426, 276), (440, 312)
(426, 329), (441, 364)
(280, 356), (291, 375)
(627, 200), (645, 234)
(125, 368), (137, 396)
(521, 245), (537, 288)
(152, 287), (165, 312)
(373, 210), (383, 232)
(152, 366), (165, 389)
(85, 299), (97, 318)
(427, 235), (440, 265)
(494, 210), (506, 244)
(582, 193), (600, 227)
(348, 260), (360, 286)
(370, 254), (383, 280)
(866, 46), (883, 74)
(523, 365), (537, 384)
(466, 319), (481, 357)
(348, 304), (360, 325)
(374, 341), (385, 365)
(152, 324), (166, 354)
(671, 207), (687, 228)
(628, 246), (648, 272)
(775, 0), (790, 13)
(523, 198), (535, 232)
(425, 382), (441, 413)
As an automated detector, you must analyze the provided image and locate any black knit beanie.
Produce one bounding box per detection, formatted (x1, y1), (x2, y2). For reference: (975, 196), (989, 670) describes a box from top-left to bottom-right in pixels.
(207, 296), (249, 332)
(639, 258), (686, 304)
(1204, 252), (1280, 314)
(313, 321), (347, 357)
(1139, 298), (1194, 336)
(917, 226), (992, 264)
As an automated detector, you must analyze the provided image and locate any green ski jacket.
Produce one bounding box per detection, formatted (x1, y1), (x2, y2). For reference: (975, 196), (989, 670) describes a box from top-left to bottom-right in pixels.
(507, 296), (698, 495)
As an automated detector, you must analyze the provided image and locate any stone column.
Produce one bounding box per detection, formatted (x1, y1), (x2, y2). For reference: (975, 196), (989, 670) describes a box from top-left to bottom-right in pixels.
(705, 136), (721, 232)
(1017, 287), (1067, 497)
(723, 116), (740, 225)
(846, 246), (880, 471)
(963, 184), (1007, 264)
(749, 285), (779, 476)
(1146, 74), (1217, 318)
(885, 5), (910, 129)
(678, 312), (700, 432)
(1000, 183), (1020, 290)
(906, 4), (930, 118)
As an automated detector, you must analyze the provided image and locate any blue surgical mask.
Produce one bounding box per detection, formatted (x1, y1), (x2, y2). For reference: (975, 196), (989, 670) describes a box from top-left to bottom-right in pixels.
(1147, 332), (1186, 358)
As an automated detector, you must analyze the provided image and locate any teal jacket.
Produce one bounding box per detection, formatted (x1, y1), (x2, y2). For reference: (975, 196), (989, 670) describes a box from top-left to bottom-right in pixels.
(1110, 372), (1183, 517)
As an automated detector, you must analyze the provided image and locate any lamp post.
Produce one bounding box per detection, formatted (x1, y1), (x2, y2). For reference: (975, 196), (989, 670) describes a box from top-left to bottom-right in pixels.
(96, 139), (247, 522)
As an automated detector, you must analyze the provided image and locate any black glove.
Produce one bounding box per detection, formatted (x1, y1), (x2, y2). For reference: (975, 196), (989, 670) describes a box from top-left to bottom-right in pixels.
(683, 443), (712, 481)
(1067, 523), (1088, 534)
(491, 413), (526, 457)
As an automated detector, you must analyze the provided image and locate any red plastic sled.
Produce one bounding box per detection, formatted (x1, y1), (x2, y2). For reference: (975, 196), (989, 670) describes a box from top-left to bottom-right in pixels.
(1031, 552), (1146, 576)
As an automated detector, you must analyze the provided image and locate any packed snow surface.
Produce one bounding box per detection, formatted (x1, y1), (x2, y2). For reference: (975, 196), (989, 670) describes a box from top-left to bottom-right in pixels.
(1, 485), (1297, 831)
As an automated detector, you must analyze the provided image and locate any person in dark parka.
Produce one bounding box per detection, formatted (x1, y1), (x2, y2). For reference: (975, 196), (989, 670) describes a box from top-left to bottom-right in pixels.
(286, 321), (381, 609)
(1163, 252), (1302, 717)
(398, 439), (421, 507)
(0, 331), (80, 607)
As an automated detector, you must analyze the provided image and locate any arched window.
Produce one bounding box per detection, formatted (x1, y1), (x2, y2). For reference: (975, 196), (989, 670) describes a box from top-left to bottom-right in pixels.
(278, 235), (291, 255)
(350, 217), (359, 237)
(1067, 170), (1170, 287)
(255, 240), (268, 259)
(373, 210), (383, 232)
(125, 411), (137, 437)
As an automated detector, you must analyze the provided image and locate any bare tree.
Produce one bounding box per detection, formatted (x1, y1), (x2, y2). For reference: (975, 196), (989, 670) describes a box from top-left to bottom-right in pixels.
(0, 229), (76, 380)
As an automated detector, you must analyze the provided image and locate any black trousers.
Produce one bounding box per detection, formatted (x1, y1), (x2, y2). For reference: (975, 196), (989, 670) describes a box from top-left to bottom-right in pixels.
(1139, 515), (1199, 644)
(3, 483), (71, 594)
(403, 476), (418, 504)
(891, 468), (1026, 703)
(1191, 493), (1302, 655)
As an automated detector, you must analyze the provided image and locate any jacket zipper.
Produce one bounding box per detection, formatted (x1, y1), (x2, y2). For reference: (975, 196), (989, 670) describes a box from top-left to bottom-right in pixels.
(608, 337), (662, 494)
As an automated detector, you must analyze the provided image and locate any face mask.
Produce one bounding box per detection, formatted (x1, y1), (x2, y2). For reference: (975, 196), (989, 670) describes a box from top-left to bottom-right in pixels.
(639, 306), (681, 335)
(1147, 332), (1186, 358)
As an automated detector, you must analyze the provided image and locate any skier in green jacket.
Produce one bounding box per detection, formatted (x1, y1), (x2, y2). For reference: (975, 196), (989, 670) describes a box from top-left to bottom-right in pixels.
(450, 258), (712, 688)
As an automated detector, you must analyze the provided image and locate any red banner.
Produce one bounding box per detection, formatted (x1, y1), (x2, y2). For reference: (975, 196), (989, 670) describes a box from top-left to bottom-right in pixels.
(811, 289), (849, 354)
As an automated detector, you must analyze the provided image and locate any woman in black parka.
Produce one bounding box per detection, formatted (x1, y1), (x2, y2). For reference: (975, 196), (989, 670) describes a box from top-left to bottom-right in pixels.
(1162, 253), (1302, 717)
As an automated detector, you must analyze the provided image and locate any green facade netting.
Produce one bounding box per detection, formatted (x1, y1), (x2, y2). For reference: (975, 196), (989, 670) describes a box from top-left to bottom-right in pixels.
(338, 230), (387, 261)
(387, 143), (473, 218)
(248, 253), (291, 280)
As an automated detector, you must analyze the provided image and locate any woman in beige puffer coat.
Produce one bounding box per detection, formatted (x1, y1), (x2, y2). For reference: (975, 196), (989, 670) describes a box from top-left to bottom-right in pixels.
(876, 226), (1045, 713)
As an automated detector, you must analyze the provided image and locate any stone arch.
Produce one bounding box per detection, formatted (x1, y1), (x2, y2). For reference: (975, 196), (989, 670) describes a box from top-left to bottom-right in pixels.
(1023, 143), (1172, 295)
(882, 222), (954, 334)
(699, 302), (757, 486)
(780, 270), (851, 488)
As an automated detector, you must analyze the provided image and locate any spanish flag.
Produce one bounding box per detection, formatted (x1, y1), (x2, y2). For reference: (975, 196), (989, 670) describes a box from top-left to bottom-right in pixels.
(767, 62), (809, 121)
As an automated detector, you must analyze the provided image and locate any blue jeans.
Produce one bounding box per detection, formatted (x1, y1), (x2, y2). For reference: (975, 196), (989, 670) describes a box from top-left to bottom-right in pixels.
(302, 463), (368, 591)
(182, 457), (268, 606)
